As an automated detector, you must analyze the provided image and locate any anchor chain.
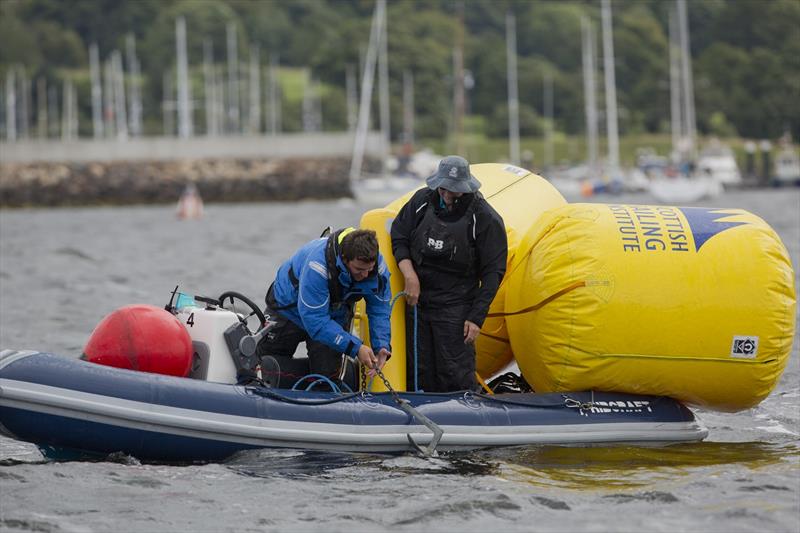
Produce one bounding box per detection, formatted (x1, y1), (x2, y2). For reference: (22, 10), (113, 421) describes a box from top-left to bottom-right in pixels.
(373, 367), (402, 403)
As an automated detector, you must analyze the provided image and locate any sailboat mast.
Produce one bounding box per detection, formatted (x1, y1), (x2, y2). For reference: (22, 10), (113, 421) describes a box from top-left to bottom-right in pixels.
(601, 0), (620, 174)
(543, 72), (554, 169)
(453, 1), (465, 155)
(668, 7), (683, 160)
(505, 11), (520, 166)
(176, 17), (192, 139)
(378, 0), (390, 165)
(226, 22), (240, 134)
(89, 43), (103, 138)
(349, 0), (385, 182)
(5, 70), (16, 141)
(581, 16), (599, 175)
(402, 69), (415, 147)
(126, 34), (143, 137)
(677, 0), (696, 156)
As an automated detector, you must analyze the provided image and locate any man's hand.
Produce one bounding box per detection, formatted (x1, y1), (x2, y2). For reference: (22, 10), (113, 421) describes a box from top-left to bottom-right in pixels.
(463, 320), (480, 344)
(398, 259), (420, 306)
(368, 348), (391, 377)
(403, 274), (420, 306)
(356, 344), (377, 369)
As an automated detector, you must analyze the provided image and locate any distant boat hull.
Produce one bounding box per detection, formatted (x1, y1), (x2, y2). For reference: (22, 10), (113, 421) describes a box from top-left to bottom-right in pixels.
(774, 149), (800, 185)
(649, 176), (723, 203)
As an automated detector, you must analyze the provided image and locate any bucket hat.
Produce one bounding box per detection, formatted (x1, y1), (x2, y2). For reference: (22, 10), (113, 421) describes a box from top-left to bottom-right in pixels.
(426, 155), (481, 193)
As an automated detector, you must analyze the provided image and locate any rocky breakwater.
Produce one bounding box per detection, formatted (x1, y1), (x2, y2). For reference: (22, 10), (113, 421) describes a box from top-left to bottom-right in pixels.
(0, 157), (358, 207)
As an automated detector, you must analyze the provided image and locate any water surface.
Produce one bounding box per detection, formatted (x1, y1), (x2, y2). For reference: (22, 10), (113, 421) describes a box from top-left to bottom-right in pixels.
(1, 188), (798, 532)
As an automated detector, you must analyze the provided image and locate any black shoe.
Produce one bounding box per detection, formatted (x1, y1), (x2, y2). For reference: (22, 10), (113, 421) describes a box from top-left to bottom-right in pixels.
(259, 356), (281, 388)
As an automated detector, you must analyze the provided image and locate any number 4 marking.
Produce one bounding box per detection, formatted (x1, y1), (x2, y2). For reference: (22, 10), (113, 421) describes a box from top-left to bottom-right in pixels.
(187, 313), (195, 327)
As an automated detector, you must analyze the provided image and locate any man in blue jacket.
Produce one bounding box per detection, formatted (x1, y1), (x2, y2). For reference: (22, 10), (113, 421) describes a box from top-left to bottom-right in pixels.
(239, 228), (392, 388)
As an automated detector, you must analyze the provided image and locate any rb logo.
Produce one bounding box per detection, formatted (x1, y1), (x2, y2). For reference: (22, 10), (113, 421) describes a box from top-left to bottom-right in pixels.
(427, 237), (444, 250)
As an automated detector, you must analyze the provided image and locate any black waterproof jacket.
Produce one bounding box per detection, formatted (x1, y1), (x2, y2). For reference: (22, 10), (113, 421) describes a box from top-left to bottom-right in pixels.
(390, 188), (507, 327)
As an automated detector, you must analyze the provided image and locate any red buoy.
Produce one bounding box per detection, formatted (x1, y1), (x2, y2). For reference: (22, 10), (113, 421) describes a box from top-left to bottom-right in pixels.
(83, 304), (193, 377)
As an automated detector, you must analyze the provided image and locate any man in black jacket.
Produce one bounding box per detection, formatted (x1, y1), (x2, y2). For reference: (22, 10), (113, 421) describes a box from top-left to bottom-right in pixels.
(390, 156), (507, 392)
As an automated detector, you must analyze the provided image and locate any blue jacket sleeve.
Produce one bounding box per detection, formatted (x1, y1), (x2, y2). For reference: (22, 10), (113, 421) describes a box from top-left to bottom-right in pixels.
(296, 257), (363, 357)
(365, 260), (392, 353)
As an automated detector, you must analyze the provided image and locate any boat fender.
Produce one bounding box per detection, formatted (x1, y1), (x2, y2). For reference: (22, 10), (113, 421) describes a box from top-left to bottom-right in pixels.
(82, 304), (193, 377)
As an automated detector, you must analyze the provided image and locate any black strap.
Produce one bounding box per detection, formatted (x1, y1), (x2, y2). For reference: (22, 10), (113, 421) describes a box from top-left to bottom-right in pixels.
(265, 282), (293, 311)
(271, 229), (383, 314)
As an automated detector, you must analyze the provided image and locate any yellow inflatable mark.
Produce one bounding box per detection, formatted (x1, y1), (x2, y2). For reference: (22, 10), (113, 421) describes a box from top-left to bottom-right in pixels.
(357, 163), (566, 391)
(506, 203), (796, 411)
(357, 208), (408, 391)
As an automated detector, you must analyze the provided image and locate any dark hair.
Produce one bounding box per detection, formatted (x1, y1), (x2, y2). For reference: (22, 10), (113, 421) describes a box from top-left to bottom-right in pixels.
(340, 229), (378, 263)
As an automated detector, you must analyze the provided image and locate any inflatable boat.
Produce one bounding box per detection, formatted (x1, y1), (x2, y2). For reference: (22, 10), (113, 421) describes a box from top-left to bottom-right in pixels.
(0, 346), (707, 462)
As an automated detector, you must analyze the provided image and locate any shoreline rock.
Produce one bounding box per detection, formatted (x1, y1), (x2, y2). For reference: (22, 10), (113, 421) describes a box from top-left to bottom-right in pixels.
(0, 157), (378, 207)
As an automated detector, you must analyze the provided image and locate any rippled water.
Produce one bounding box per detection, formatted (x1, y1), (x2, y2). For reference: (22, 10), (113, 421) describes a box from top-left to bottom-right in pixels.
(1, 188), (798, 532)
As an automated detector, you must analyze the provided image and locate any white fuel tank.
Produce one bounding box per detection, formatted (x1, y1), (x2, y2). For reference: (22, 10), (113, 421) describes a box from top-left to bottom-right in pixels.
(175, 306), (239, 383)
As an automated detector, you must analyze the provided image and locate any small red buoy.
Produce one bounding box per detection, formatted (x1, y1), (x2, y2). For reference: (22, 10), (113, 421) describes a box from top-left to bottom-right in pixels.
(83, 304), (193, 377)
(176, 183), (204, 220)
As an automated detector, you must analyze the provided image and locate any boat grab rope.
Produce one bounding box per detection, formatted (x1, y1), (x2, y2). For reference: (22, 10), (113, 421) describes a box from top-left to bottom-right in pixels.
(485, 281), (587, 319)
(248, 381), (594, 413)
(461, 390), (578, 409)
(247, 386), (364, 406)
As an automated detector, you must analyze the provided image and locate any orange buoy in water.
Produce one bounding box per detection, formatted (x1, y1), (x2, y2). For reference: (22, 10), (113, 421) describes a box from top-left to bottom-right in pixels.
(580, 179), (595, 197)
(176, 183), (204, 220)
(83, 304), (193, 377)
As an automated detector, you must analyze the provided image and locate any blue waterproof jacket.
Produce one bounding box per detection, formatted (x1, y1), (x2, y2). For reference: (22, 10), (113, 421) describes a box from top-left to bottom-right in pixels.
(271, 237), (392, 357)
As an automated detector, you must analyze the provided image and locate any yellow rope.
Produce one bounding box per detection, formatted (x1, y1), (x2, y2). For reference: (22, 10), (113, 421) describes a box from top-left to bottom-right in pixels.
(475, 372), (494, 395)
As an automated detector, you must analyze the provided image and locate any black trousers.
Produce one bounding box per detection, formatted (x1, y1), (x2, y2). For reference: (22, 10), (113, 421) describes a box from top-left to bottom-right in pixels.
(406, 303), (477, 393)
(250, 306), (346, 388)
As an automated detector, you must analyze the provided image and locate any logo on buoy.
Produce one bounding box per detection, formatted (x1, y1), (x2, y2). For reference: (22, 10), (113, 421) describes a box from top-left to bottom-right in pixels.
(678, 207), (747, 251)
(731, 335), (759, 359)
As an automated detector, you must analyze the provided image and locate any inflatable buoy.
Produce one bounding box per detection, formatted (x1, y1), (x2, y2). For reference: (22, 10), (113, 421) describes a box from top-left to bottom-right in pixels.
(471, 166), (566, 378)
(83, 304), (193, 377)
(177, 183), (204, 220)
(357, 163), (566, 390)
(505, 203), (796, 411)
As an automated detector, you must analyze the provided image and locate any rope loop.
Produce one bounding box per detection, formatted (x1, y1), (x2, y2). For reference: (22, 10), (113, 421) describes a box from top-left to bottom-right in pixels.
(291, 374), (342, 393)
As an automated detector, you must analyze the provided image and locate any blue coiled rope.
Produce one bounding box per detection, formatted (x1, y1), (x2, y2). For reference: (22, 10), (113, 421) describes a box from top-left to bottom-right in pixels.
(291, 374), (342, 393)
(290, 292), (419, 395)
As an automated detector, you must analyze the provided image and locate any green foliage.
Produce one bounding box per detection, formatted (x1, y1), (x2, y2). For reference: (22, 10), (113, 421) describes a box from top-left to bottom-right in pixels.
(1, 0), (798, 144)
(614, 5), (668, 134)
(708, 112), (738, 138)
(0, 1), (42, 70)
